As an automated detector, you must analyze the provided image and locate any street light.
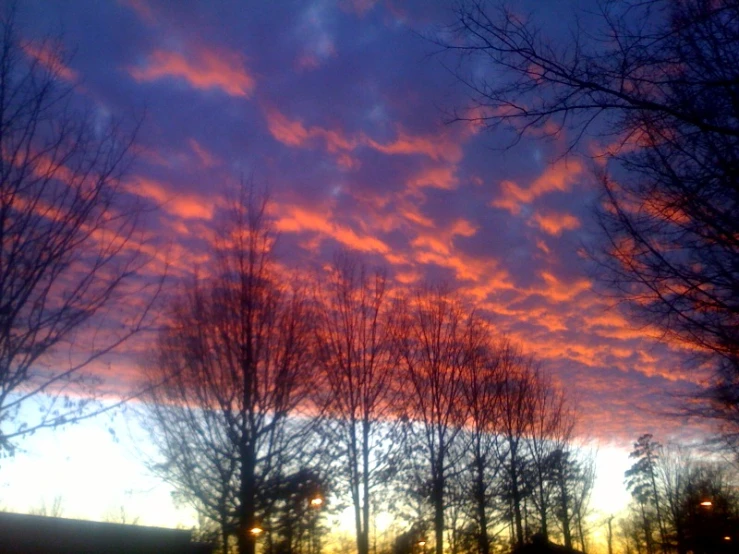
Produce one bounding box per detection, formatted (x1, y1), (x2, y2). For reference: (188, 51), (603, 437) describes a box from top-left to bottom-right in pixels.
(310, 496), (324, 507)
(249, 526), (264, 537)
(699, 500), (713, 507)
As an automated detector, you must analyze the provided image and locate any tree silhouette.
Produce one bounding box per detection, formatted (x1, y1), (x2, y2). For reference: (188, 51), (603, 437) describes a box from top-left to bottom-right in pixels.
(494, 342), (538, 549)
(525, 371), (573, 544)
(458, 337), (503, 554)
(446, 0), (739, 444)
(622, 441), (739, 554)
(313, 253), (402, 554)
(141, 189), (315, 554)
(0, 3), (150, 453)
(625, 435), (667, 554)
(396, 286), (483, 554)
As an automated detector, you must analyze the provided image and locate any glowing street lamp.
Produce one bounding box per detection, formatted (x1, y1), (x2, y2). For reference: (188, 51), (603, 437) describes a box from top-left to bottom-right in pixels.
(699, 500), (713, 507)
(249, 526), (264, 537)
(310, 496), (324, 507)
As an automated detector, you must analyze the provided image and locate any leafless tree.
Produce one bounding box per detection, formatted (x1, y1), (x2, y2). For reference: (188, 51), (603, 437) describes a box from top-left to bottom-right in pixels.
(494, 341), (537, 550)
(0, 5), (152, 453)
(396, 286), (483, 554)
(458, 336), (503, 554)
(525, 372), (573, 544)
(313, 253), (402, 554)
(28, 495), (64, 518)
(657, 444), (693, 554)
(557, 448), (595, 553)
(141, 189), (315, 554)
(445, 0), (739, 443)
(626, 435), (668, 554)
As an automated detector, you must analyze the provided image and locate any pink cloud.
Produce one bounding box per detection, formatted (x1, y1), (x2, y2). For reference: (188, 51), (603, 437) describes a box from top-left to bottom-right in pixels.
(126, 176), (215, 220)
(22, 42), (78, 83)
(119, 0), (155, 23)
(366, 129), (463, 163)
(492, 158), (584, 215)
(265, 108), (358, 156)
(406, 165), (458, 191)
(130, 47), (255, 97)
(189, 139), (220, 168)
(530, 210), (581, 236)
(272, 204), (390, 254)
(264, 107), (467, 172)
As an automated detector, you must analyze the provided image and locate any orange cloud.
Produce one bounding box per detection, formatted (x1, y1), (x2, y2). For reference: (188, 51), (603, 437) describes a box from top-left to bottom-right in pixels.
(530, 210), (581, 236)
(130, 47), (255, 97)
(367, 129), (463, 163)
(265, 107), (467, 172)
(492, 158), (584, 215)
(410, 218), (477, 257)
(126, 176), (214, 220)
(189, 139), (219, 168)
(22, 42), (78, 82)
(531, 271), (591, 303)
(273, 204), (390, 254)
(406, 165), (458, 191)
(265, 108), (358, 157)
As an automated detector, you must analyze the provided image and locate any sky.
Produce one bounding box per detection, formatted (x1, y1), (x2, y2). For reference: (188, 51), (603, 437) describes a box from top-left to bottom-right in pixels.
(1, 0), (719, 536)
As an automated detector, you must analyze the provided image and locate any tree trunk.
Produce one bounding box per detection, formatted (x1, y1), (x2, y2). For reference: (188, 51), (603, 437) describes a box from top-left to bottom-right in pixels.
(557, 469), (573, 550)
(510, 463), (524, 549)
(433, 466), (445, 554)
(474, 456), (490, 554)
(238, 441), (257, 554)
(648, 468), (667, 554)
(360, 419), (371, 554)
(538, 482), (549, 541)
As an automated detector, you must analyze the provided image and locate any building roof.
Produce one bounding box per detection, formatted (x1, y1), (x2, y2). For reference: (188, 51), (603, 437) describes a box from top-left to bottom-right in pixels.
(0, 512), (213, 554)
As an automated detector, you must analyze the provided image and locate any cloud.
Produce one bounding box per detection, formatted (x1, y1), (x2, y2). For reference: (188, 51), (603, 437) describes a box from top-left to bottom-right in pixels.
(126, 176), (215, 220)
(188, 139), (219, 168)
(264, 107), (466, 174)
(340, 0), (380, 16)
(530, 210), (581, 236)
(406, 165), (458, 191)
(130, 47), (255, 97)
(22, 42), (78, 83)
(366, 129), (463, 163)
(492, 159), (584, 215)
(118, 0), (156, 23)
(272, 203), (390, 254)
(264, 107), (358, 158)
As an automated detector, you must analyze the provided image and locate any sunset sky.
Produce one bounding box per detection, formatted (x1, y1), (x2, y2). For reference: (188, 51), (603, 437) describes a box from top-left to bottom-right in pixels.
(1, 0), (716, 534)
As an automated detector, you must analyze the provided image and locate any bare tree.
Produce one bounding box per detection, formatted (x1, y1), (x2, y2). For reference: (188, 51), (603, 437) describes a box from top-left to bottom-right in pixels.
(657, 444), (694, 554)
(29, 495), (64, 518)
(313, 253), (402, 554)
(141, 189), (315, 554)
(549, 447), (595, 553)
(626, 435), (668, 554)
(525, 372), (573, 543)
(102, 505), (140, 525)
(445, 0), (739, 442)
(396, 286), (483, 554)
(0, 4), (151, 453)
(494, 341), (537, 550)
(458, 336), (503, 554)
